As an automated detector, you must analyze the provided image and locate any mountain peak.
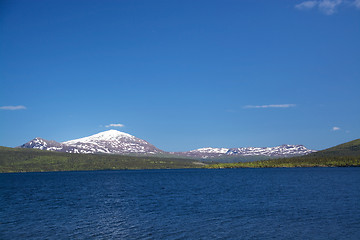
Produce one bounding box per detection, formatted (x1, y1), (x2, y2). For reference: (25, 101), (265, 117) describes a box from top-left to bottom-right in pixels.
(19, 137), (63, 151)
(62, 130), (134, 145)
(93, 129), (133, 138)
(56, 130), (162, 154)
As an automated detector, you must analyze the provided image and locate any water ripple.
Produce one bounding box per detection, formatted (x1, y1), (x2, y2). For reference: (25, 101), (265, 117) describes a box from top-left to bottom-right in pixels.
(1, 168), (360, 239)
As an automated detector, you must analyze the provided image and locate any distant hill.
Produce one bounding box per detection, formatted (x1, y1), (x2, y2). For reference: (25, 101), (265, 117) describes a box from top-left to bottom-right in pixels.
(205, 139), (360, 169)
(173, 144), (315, 160)
(311, 139), (360, 157)
(0, 146), (204, 173)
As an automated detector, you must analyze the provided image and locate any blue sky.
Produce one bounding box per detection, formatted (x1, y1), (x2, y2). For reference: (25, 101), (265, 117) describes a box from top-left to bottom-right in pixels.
(1, 0), (359, 151)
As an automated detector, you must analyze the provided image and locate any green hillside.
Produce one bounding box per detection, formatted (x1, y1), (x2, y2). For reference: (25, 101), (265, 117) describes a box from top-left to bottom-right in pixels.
(0, 147), (205, 173)
(206, 155), (360, 168)
(200, 155), (278, 163)
(311, 139), (360, 157)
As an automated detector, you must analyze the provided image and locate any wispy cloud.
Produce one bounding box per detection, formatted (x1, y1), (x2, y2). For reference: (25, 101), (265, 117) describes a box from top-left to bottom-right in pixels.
(0, 105), (26, 110)
(105, 123), (125, 128)
(332, 126), (340, 131)
(244, 104), (296, 109)
(354, 0), (360, 8)
(295, 1), (318, 10)
(295, 0), (359, 15)
(319, 0), (343, 15)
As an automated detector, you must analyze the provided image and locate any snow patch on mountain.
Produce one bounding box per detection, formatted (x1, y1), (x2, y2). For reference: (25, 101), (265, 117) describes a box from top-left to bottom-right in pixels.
(63, 130), (134, 145)
(190, 147), (229, 154)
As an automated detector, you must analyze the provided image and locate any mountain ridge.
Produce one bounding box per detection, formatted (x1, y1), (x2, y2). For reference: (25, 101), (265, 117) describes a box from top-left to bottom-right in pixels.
(3, 138), (359, 173)
(19, 129), (315, 159)
(176, 144), (314, 159)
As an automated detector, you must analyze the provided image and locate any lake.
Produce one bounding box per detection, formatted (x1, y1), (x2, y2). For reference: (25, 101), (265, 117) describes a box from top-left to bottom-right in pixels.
(1, 168), (359, 239)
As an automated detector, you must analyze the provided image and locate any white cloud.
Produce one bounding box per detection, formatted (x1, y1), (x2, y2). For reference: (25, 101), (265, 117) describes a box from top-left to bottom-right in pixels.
(0, 105), (26, 110)
(295, 1), (318, 10)
(332, 126), (340, 131)
(295, 0), (360, 14)
(105, 123), (125, 128)
(354, 0), (360, 8)
(244, 104), (296, 109)
(318, 0), (342, 15)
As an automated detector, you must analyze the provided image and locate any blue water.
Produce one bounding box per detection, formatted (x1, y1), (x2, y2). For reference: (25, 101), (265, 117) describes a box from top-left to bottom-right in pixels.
(1, 168), (360, 239)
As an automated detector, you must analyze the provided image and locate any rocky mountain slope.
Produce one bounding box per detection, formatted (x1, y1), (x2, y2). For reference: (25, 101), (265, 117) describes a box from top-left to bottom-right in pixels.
(20, 130), (163, 154)
(174, 145), (315, 159)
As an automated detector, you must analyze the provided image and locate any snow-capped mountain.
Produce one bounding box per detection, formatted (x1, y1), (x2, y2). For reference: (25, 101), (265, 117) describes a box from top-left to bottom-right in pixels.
(20, 137), (64, 151)
(175, 145), (315, 159)
(20, 130), (163, 154)
(19, 130), (315, 158)
(226, 145), (314, 156)
(173, 147), (230, 158)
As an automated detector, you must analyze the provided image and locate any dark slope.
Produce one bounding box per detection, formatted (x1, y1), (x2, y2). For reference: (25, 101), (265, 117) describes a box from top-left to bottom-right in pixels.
(311, 139), (360, 157)
(0, 146), (204, 173)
